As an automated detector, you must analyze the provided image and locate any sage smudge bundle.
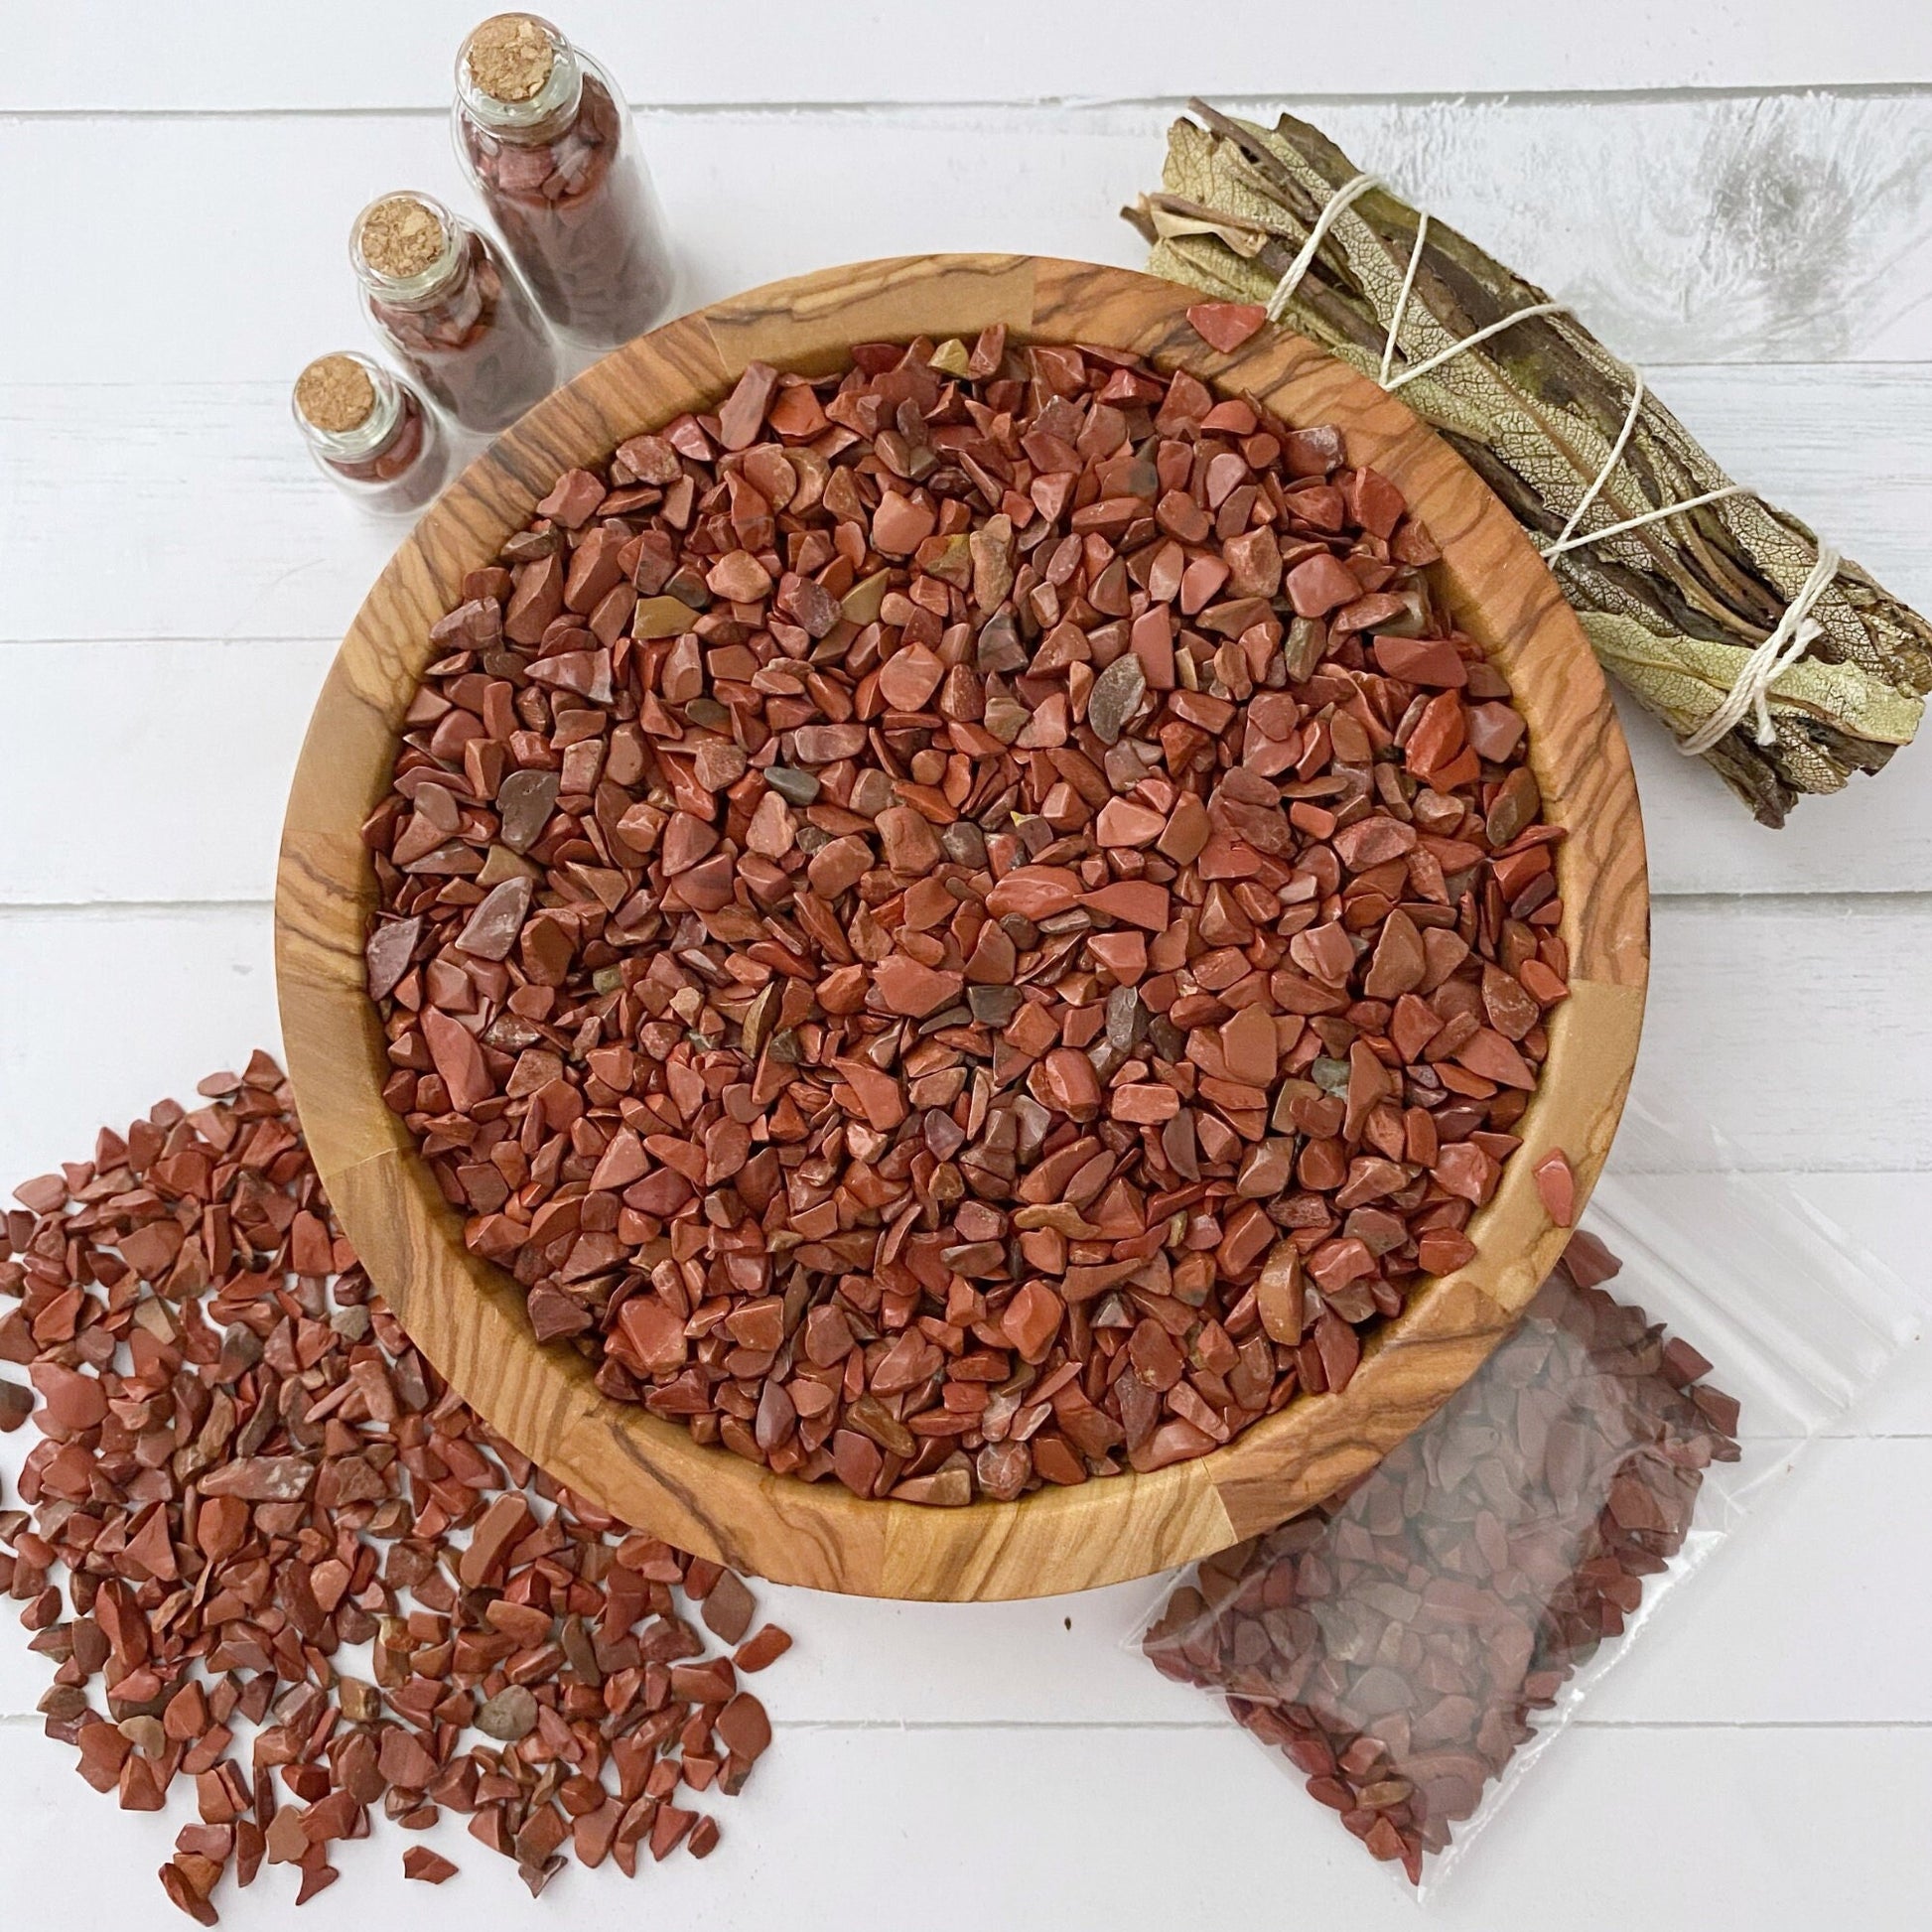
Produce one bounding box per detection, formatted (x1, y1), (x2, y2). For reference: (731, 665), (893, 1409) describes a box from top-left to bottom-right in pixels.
(1128, 102), (1931, 824)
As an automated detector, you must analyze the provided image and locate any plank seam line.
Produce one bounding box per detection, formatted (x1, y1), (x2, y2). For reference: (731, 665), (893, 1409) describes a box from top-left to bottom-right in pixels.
(0, 899), (278, 916)
(8, 81), (1932, 123)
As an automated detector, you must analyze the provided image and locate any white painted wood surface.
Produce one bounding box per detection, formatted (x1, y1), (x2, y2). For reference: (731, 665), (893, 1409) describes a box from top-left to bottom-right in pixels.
(15, 0), (1932, 105)
(3, 6), (1929, 1925)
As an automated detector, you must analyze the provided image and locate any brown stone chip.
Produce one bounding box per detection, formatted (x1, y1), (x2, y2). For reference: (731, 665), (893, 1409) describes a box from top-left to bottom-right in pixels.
(733, 1624), (794, 1672)
(0, 1375), (32, 1431)
(402, 1848), (460, 1885)
(367, 336), (1567, 1501)
(0, 1059), (792, 1913)
(1144, 1239), (1740, 1884)
(700, 1569), (757, 1646)
(475, 1684), (539, 1742)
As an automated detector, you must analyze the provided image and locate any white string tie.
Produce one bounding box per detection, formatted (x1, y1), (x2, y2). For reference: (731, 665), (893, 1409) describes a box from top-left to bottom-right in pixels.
(1379, 211), (1431, 388)
(1384, 300), (1567, 392)
(1271, 165), (1840, 760)
(1537, 369), (1753, 560)
(1547, 369), (1650, 554)
(1677, 545), (1842, 756)
(1265, 172), (1382, 321)
(1275, 171), (1557, 391)
(1543, 482), (1751, 561)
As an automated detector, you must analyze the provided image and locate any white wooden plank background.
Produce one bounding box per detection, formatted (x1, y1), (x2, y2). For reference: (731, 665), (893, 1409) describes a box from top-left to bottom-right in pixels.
(2, 1722), (1928, 1929)
(14, 0), (1932, 105)
(15, 96), (1932, 384)
(3, 5), (1930, 1926)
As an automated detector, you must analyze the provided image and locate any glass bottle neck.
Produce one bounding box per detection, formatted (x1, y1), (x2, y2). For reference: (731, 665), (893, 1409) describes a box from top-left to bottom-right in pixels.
(295, 357), (407, 463)
(458, 26), (586, 145)
(352, 197), (476, 312)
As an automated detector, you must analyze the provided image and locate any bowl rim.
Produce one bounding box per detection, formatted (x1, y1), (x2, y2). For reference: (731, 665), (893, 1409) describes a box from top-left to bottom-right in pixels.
(276, 252), (1648, 1600)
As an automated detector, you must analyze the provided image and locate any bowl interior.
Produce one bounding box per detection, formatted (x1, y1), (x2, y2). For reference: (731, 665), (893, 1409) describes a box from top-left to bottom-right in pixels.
(276, 254), (1648, 1600)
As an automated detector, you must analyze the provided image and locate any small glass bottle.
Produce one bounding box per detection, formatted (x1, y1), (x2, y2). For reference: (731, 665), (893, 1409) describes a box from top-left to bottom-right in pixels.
(351, 192), (557, 434)
(452, 13), (674, 349)
(292, 352), (450, 516)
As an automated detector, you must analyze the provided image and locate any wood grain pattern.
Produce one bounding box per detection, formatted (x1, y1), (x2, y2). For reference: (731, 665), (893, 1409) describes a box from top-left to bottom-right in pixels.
(276, 254), (1648, 1599)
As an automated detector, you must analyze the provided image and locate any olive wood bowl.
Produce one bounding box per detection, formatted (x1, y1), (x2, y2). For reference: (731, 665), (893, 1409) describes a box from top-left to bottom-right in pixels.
(276, 254), (1648, 1601)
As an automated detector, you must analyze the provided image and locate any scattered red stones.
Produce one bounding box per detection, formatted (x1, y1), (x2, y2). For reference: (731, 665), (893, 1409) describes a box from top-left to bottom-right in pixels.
(365, 328), (1571, 1503)
(0, 1056), (789, 1917)
(1144, 1232), (1740, 1883)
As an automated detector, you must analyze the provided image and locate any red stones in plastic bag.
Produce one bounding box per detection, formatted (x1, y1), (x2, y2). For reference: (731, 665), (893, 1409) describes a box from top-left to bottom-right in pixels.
(365, 327), (1573, 1502)
(0, 1056), (789, 1915)
(1143, 1234), (1741, 1884)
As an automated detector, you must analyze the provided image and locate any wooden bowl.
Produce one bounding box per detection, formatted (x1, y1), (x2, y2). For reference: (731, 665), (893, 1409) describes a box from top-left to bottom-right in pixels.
(277, 254), (1648, 1601)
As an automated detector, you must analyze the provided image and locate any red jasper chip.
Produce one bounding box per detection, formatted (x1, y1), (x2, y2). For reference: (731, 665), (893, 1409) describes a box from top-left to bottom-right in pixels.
(30, 1359), (107, 1433)
(714, 1693), (771, 1762)
(401, 1848), (460, 1885)
(1533, 1147), (1577, 1226)
(366, 331), (1570, 1502)
(700, 1569), (757, 1646)
(0, 1375), (36, 1432)
(1185, 302), (1269, 353)
(733, 1624), (793, 1673)
(1145, 1236), (1740, 1884)
(159, 1860), (220, 1926)
(0, 1058), (791, 1914)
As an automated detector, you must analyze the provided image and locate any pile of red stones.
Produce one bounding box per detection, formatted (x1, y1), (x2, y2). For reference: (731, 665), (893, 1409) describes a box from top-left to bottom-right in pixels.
(1145, 1231), (1740, 1883)
(365, 325), (1571, 1503)
(0, 1055), (789, 1916)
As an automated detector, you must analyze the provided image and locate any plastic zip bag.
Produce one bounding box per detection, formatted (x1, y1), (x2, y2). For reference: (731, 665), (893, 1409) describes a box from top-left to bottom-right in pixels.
(1136, 1091), (1919, 1896)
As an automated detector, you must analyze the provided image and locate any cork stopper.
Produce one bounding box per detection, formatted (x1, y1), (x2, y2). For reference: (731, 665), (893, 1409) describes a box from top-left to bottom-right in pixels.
(465, 13), (555, 102)
(356, 195), (449, 281)
(294, 355), (376, 435)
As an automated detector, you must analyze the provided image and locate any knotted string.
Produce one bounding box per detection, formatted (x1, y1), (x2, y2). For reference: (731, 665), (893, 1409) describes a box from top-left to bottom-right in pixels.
(1677, 545), (1841, 755)
(1268, 170), (1836, 756)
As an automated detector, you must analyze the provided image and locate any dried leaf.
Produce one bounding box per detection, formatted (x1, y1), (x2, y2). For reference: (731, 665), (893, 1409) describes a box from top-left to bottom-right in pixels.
(1130, 103), (1932, 824)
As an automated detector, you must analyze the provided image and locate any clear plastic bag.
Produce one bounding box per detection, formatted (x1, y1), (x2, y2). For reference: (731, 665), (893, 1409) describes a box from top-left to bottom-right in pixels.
(1136, 1089), (1920, 1896)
